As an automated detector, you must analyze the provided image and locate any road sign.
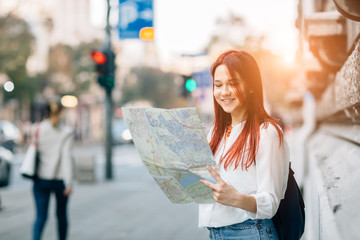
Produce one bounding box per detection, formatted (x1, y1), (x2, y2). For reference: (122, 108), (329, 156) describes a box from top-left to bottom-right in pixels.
(118, 0), (153, 39)
(139, 27), (154, 41)
(192, 70), (211, 88)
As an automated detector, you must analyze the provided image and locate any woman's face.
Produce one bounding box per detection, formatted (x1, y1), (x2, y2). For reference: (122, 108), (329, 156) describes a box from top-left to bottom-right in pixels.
(213, 64), (245, 120)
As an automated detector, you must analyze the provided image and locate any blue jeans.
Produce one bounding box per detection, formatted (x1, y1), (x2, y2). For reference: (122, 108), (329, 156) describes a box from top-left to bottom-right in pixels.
(33, 178), (69, 240)
(208, 219), (279, 240)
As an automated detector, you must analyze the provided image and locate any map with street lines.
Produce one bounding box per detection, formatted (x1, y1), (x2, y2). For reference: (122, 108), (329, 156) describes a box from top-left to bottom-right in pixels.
(122, 107), (216, 204)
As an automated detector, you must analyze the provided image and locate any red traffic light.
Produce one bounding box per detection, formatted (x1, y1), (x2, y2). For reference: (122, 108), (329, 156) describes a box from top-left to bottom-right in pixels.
(91, 51), (107, 64)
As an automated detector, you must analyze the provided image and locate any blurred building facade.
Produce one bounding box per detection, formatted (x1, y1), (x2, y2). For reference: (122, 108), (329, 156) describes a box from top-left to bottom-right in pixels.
(0, 0), (113, 143)
(287, 0), (360, 239)
(0, 0), (166, 144)
(0, 0), (102, 73)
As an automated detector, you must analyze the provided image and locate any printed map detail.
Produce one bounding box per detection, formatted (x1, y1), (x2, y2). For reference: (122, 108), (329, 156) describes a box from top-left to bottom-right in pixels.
(122, 107), (216, 204)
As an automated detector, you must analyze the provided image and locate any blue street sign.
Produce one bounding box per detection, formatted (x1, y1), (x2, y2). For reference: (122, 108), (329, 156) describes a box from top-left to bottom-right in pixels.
(192, 70), (211, 88)
(118, 0), (153, 39)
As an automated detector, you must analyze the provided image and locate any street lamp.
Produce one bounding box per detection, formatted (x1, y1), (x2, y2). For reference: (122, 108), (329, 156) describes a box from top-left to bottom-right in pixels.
(3, 81), (14, 92)
(61, 95), (78, 108)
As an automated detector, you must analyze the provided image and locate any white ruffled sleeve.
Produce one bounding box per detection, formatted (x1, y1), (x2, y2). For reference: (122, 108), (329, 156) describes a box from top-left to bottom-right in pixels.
(246, 124), (289, 219)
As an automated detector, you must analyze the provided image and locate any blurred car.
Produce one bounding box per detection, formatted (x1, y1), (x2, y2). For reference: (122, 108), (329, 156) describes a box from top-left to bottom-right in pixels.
(112, 118), (132, 145)
(0, 145), (13, 208)
(0, 145), (14, 188)
(0, 120), (22, 152)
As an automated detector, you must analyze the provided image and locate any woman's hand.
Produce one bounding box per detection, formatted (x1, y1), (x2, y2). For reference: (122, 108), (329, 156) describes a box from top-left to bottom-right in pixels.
(200, 166), (241, 207)
(200, 166), (257, 213)
(63, 185), (72, 196)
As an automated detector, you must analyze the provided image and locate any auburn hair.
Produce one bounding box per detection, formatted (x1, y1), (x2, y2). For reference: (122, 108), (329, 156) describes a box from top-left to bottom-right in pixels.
(209, 49), (283, 170)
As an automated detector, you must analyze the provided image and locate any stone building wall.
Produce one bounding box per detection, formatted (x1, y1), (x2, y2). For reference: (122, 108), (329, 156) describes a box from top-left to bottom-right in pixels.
(291, 0), (360, 239)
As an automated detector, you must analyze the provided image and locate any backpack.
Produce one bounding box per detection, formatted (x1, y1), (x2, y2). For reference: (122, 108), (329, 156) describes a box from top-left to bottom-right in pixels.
(272, 164), (305, 240)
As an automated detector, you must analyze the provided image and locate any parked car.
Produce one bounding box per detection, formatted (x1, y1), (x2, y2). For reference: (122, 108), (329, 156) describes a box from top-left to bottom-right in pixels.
(0, 145), (13, 188)
(112, 118), (132, 145)
(0, 145), (13, 209)
(0, 120), (21, 152)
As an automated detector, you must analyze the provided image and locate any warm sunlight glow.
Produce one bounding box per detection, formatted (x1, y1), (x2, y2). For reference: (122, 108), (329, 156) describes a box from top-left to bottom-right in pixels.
(283, 52), (295, 66)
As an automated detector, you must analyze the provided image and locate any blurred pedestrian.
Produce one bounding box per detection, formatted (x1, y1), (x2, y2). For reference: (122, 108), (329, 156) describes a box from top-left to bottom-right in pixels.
(31, 100), (74, 240)
(22, 120), (33, 145)
(200, 49), (289, 239)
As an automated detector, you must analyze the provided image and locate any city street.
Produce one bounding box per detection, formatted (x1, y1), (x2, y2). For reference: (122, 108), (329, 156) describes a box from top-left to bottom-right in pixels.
(0, 143), (208, 240)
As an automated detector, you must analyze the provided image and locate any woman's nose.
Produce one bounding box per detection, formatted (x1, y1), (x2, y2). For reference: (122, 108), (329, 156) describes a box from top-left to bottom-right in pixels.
(221, 85), (231, 95)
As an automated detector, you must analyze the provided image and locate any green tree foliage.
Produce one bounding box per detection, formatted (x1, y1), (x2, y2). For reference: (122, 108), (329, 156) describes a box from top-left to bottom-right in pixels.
(121, 67), (177, 108)
(0, 14), (35, 103)
(47, 41), (100, 95)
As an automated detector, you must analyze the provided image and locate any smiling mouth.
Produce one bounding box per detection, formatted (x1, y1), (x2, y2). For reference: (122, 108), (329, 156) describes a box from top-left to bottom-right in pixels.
(222, 99), (235, 103)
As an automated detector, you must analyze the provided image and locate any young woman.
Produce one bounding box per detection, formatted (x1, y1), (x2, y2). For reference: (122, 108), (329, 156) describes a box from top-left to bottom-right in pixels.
(32, 100), (74, 240)
(200, 49), (289, 239)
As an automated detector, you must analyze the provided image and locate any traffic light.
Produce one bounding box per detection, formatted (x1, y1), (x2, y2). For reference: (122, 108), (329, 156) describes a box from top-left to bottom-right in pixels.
(91, 49), (116, 90)
(181, 75), (197, 97)
(185, 78), (197, 92)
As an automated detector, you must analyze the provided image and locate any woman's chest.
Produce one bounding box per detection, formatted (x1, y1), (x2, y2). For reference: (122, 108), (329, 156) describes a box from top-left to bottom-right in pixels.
(219, 164), (258, 194)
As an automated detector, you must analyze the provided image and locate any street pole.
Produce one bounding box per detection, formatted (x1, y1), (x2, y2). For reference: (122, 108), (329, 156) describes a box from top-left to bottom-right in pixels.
(104, 0), (113, 180)
(105, 87), (112, 180)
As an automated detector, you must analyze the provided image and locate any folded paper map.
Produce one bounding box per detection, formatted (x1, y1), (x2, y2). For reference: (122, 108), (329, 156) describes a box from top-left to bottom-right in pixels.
(122, 107), (216, 204)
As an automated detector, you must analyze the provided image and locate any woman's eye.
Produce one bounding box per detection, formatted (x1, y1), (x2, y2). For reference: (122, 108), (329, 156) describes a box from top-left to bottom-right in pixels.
(214, 84), (222, 88)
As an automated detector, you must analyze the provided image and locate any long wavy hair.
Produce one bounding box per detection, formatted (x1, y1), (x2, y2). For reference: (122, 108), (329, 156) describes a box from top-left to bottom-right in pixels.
(209, 49), (283, 170)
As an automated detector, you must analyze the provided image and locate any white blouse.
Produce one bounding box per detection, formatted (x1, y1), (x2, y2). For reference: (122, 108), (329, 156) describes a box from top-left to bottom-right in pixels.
(198, 121), (289, 228)
(36, 120), (74, 185)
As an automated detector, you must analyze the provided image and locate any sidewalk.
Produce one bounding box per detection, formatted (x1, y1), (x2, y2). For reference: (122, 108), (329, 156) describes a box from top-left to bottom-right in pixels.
(0, 144), (209, 240)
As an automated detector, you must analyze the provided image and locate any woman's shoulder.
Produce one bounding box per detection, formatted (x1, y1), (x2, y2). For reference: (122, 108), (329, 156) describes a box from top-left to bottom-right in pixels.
(259, 122), (282, 140)
(61, 125), (74, 136)
(38, 119), (51, 131)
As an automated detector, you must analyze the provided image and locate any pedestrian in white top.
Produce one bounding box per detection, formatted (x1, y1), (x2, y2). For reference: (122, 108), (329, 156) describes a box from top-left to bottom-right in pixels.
(32, 100), (74, 240)
(199, 49), (289, 240)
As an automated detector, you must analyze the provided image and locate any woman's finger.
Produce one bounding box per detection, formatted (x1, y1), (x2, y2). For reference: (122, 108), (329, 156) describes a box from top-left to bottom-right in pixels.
(206, 166), (223, 183)
(200, 179), (218, 190)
